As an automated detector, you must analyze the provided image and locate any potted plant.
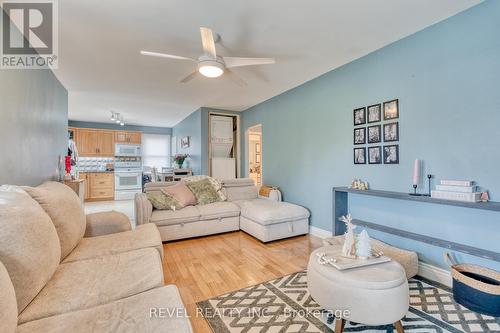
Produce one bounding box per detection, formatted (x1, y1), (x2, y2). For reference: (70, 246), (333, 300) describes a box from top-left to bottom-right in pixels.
(173, 154), (189, 168)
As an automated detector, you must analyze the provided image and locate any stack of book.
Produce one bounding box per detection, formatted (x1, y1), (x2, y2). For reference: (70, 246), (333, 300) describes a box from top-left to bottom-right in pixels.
(431, 180), (481, 203)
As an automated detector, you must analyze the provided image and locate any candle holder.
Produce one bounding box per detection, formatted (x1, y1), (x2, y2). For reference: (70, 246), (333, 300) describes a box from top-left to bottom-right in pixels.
(409, 184), (424, 196)
(423, 174), (432, 197)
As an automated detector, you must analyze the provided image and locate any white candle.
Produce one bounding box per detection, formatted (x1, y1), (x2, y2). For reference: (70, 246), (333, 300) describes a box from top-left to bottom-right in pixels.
(412, 159), (421, 186)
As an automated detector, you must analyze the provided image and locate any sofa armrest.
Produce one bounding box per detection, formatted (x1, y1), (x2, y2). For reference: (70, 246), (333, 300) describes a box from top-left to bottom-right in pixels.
(135, 192), (153, 226)
(84, 211), (132, 237)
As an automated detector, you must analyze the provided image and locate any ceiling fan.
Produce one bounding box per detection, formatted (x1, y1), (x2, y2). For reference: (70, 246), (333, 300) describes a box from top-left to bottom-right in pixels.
(140, 27), (275, 86)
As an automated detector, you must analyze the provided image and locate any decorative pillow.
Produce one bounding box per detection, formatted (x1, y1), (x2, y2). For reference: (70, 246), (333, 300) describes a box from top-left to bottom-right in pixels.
(161, 182), (197, 207)
(23, 181), (86, 260)
(147, 191), (182, 211)
(185, 178), (221, 205)
(183, 175), (227, 201)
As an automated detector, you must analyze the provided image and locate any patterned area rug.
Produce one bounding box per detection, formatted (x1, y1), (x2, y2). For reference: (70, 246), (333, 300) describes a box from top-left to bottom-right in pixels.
(197, 271), (500, 333)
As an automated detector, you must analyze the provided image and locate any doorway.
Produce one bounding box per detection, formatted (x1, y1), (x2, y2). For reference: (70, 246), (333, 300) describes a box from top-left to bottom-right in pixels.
(247, 124), (262, 186)
(208, 113), (239, 180)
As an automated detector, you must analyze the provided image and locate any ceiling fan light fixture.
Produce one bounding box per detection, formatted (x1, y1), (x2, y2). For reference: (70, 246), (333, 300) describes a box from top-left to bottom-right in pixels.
(198, 60), (224, 78)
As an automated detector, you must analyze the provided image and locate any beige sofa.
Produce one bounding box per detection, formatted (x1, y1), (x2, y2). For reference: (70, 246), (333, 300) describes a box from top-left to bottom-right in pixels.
(135, 178), (310, 242)
(0, 182), (192, 333)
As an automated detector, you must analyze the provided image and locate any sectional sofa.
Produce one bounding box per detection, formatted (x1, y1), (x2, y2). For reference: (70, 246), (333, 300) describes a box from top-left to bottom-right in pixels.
(0, 182), (192, 333)
(135, 178), (311, 242)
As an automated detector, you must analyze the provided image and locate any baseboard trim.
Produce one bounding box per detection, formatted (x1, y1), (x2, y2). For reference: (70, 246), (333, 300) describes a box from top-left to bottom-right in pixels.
(309, 226), (332, 239)
(418, 262), (452, 287)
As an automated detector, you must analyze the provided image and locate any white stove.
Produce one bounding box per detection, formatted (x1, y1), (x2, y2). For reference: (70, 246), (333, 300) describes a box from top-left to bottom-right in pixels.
(114, 158), (142, 200)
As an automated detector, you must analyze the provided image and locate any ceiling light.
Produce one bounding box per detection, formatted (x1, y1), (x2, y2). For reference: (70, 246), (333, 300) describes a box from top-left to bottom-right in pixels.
(198, 60), (224, 78)
(110, 112), (115, 121)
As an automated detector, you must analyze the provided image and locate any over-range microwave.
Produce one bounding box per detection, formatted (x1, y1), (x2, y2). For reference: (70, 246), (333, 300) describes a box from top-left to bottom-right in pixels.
(115, 143), (141, 157)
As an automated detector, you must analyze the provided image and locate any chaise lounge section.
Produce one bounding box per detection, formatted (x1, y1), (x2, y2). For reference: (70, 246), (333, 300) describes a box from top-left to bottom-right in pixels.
(135, 178), (311, 242)
(0, 182), (192, 333)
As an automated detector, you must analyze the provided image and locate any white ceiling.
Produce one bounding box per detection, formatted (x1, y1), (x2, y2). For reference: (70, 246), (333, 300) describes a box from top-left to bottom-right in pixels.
(57, 0), (481, 128)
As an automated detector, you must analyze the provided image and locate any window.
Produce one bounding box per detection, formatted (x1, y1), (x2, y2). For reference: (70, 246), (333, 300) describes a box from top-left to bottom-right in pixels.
(142, 134), (171, 169)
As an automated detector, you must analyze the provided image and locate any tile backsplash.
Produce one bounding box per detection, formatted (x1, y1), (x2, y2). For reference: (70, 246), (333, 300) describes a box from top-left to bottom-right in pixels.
(78, 157), (114, 172)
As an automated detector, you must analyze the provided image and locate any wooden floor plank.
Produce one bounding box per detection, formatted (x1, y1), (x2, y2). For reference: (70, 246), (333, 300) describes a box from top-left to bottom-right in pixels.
(162, 231), (323, 333)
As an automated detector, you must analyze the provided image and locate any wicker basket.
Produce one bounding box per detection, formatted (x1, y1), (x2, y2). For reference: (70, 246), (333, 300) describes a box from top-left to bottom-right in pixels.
(445, 253), (500, 317)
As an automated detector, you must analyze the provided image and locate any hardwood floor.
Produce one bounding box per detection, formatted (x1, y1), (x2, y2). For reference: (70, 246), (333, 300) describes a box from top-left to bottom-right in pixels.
(162, 231), (323, 333)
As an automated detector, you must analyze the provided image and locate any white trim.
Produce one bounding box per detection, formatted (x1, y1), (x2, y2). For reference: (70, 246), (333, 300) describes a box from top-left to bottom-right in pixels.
(418, 262), (452, 287)
(309, 226), (332, 239)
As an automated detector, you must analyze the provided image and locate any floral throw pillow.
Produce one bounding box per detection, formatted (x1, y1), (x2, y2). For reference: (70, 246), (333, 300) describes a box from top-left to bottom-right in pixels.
(183, 175), (227, 201)
(146, 191), (182, 211)
(185, 178), (221, 205)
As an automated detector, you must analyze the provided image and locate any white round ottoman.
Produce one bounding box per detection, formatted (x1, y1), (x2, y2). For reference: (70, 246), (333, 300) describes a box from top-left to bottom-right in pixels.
(307, 246), (409, 333)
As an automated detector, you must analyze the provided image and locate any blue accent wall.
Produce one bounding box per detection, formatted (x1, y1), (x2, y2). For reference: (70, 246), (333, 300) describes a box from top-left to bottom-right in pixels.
(172, 109), (203, 174)
(241, 1), (500, 270)
(1, 70), (68, 186)
(68, 120), (172, 135)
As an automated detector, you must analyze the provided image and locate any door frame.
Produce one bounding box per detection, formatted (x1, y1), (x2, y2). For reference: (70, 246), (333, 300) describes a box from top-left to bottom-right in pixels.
(207, 112), (241, 178)
(246, 124), (263, 185)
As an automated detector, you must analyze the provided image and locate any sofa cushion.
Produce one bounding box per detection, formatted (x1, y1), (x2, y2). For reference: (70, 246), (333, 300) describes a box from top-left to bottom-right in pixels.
(17, 286), (193, 333)
(63, 224), (164, 263)
(197, 201), (240, 220)
(222, 179), (258, 201)
(0, 261), (17, 333)
(24, 181), (86, 260)
(185, 178), (221, 205)
(161, 182), (197, 207)
(0, 186), (61, 313)
(150, 206), (200, 226)
(84, 210), (132, 237)
(18, 248), (164, 324)
(239, 198), (310, 225)
(147, 191), (182, 210)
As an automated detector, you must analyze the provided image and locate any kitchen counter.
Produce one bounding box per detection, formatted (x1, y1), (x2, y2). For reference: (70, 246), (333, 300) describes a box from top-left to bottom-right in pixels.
(80, 170), (114, 173)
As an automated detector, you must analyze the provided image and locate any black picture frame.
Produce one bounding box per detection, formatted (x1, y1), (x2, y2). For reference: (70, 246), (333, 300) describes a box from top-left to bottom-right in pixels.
(383, 122), (399, 142)
(383, 99), (399, 120)
(353, 127), (366, 145)
(354, 147), (366, 164)
(367, 125), (381, 143)
(367, 104), (381, 123)
(368, 146), (382, 164)
(383, 145), (399, 164)
(353, 107), (366, 125)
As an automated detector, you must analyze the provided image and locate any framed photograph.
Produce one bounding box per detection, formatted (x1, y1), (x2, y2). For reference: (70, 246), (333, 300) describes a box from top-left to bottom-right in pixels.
(367, 104), (381, 123)
(353, 107), (366, 125)
(383, 99), (399, 120)
(383, 145), (399, 164)
(368, 146), (382, 164)
(181, 136), (190, 149)
(383, 122), (399, 142)
(353, 127), (366, 145)
(367, 125), (381, 143)
(353, 147), (366, 164)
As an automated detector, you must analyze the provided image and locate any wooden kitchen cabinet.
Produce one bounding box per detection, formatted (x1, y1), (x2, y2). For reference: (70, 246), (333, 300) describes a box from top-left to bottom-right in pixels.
(115, 131), (141, 144)
(98, 131), (115, 156)
(80, 172), (114, 201)
(75, 129), (115, 156)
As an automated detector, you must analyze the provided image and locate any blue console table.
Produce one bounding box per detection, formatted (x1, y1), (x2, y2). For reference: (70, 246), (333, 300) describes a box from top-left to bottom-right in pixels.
(332, 187), (500, 262)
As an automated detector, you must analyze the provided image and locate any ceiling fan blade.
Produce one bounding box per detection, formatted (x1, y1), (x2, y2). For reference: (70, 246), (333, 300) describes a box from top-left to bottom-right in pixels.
(200, 27), (217, 59)
(223, 57), (275, 68)
(140, 50), (195, 61)
(225, 69), (247, 87)
(180, 71), (199, 83)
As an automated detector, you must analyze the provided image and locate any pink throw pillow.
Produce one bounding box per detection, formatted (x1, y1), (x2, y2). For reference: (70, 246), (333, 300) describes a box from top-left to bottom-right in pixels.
(161, 183), (197, 207)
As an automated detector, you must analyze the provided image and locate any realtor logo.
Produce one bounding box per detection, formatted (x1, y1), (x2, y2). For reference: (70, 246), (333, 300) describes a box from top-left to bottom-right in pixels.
(1, 0), (58, 69)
